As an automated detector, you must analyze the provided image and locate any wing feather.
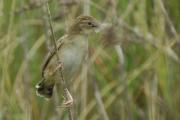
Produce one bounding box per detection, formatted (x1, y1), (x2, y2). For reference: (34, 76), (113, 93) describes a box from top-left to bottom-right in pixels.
(41, 40), (64, 78)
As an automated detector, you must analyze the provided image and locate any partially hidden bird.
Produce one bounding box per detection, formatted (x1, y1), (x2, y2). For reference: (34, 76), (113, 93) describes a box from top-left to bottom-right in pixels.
(35, 15), (99, 103)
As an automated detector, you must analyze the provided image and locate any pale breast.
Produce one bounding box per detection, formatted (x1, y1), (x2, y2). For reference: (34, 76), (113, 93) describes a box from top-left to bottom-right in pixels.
(44, 35), (88, 81)
(61, 37), (88, 80)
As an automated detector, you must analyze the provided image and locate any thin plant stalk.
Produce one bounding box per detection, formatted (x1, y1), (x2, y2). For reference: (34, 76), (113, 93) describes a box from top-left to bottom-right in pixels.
(45, 2), (73, 120)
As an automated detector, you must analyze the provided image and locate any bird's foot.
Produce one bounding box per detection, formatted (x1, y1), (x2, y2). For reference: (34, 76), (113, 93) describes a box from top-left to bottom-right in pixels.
(63, 98), (73, 107)
(63, 88), (73, 107)
(56, 61), (64, 71)
(56, 88), (73, 108)
(50, 61), (63, 76)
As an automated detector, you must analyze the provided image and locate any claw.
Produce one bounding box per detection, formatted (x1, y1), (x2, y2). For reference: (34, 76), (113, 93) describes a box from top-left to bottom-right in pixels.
(55, 61), (63, 71)
(50, 61), (63, 76)
(63, 88), (73, 107)
(63, 98), (73, 107)
(57, 88), (73, 108)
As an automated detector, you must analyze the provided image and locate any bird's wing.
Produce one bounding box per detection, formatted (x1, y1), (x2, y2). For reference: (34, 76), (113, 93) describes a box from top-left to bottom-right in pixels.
(41, 40), (64, 78)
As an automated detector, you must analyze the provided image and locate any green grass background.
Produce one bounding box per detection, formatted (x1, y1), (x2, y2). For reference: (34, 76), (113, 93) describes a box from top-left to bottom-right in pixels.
(0, 0), (180, 119)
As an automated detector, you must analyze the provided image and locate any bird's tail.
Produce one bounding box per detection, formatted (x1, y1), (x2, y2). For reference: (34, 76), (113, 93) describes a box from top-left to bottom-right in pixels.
(35, 80), (54, 99)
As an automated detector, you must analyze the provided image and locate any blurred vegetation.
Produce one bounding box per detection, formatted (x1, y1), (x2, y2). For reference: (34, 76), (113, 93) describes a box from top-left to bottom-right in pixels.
(0, 0), (180, 120)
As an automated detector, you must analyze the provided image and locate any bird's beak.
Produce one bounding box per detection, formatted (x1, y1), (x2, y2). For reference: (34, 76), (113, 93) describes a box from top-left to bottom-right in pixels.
(93, 21), (100, 33)
(96, 22), (112, 33)
(92, 22), (99, 28)
(94, 21), (100, 28)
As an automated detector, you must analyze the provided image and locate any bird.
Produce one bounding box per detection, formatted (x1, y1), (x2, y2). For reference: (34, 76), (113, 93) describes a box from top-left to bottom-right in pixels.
(35, 15), (99, 103)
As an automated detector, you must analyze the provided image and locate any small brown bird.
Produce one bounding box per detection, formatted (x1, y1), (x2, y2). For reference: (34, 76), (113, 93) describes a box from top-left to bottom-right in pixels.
(35, 15), (99, 101)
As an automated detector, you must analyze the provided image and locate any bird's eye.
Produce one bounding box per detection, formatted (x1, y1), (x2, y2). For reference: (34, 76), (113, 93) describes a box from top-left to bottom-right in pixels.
(88, 22), (92, 26)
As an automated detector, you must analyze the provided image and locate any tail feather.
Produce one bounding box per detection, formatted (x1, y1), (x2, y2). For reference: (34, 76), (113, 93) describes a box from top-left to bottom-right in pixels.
(35, 80), (54, 99)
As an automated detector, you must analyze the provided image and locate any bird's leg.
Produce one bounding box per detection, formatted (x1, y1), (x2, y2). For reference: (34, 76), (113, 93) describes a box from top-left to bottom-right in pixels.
(54, 61), (73, 107)
(49, 61), (63, 76)
(56, 89), (74, 108)
(55, 61), (63, 72)
(63, 88), (74, 107)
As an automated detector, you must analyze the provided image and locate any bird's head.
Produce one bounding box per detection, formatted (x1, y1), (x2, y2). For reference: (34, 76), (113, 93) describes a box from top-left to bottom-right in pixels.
(68, 15), (100, 35)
